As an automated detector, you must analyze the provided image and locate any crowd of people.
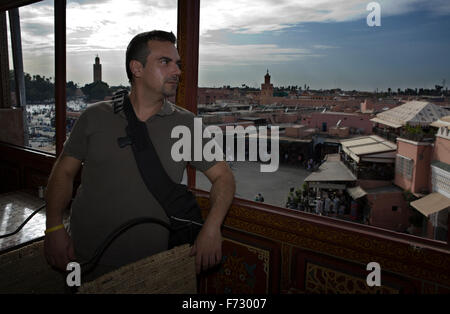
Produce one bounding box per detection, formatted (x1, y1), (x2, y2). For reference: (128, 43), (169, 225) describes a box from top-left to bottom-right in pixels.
(285, 186), (361, 220)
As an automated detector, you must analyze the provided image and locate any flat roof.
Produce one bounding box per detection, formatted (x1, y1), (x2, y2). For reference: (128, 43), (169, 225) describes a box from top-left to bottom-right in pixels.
(411, 192), (450, 217)
(248, 134), (312, 143)
(347, 186), (367, 199)
(370, 117), (402, 128)
(304, 160), (356, 182)
(341, 135), (397, 156)
(431, 161), (450, 173)
(365, 185), (403, 194)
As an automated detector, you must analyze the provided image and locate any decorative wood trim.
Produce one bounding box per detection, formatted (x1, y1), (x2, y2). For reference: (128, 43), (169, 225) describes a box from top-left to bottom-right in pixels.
(0, 11), (10, 108)
(194, 189), (450, 288)
(176, 0), (199, 114)
(176, 0), (200, 189)
(54, 0), (66, 156)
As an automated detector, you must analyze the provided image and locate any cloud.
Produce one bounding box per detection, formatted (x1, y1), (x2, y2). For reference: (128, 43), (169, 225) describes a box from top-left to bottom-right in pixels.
(18, 0), (450, 54)
(199, 43), (323, 67)
(18, 0), (177, 54)
(200, 0), (450, 35)
(13, 0), (449, 87)
(312, 45), (338, 49)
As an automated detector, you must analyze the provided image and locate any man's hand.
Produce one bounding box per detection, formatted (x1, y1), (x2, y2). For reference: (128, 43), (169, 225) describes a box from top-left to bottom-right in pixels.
(189, 161), (235, 274)
(44, 228), (76, 271)
(189, 224), (222, 274)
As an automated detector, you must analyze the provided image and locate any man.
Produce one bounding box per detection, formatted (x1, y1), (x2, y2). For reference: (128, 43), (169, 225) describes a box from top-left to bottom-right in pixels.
(315, 198), (323, 215)
(44, 30), (235, 279)
(332, 195), (340, 214)
(324, 194), (331, 216)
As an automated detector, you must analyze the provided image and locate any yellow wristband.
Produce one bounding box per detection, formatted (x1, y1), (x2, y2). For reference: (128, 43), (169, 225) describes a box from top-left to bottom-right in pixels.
(44, 224), (65, 235)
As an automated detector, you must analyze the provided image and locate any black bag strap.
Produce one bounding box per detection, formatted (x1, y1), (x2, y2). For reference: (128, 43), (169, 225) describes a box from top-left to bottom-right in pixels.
(114, 92), (203, 229)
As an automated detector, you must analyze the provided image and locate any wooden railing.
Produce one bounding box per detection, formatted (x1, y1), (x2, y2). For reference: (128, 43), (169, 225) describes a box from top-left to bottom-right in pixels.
(195, 189), (450, 294)
(1, 142), (449, 294)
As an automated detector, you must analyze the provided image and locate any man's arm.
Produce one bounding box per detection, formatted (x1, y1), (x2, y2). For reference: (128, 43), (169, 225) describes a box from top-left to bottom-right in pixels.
(190, 161), (235, 274)
(44, 154), (81, 270)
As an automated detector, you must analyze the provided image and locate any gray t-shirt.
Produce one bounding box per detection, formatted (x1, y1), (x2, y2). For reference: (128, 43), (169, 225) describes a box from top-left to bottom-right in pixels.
(63, 98), (217, 267)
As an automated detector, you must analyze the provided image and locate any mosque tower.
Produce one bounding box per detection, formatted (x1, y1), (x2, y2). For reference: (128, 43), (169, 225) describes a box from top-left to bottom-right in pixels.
(93, 55), (102, 82)
(260, 69), (274, 104)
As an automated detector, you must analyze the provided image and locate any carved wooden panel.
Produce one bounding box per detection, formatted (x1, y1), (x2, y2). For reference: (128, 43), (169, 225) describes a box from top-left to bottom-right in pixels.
(199, 227), (280, 294)
(196, 193), (450, 293)
(290, 247), (418, 294)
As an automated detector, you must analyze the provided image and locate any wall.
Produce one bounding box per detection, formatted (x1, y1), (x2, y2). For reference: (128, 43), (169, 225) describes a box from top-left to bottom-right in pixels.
(395, 139), (433, 194)
(329, 126), (349, 137)
(367, 191), (411, 232)
(285, 125), (305, 138)
(302, 112), (373, 134)
(358, 179), (393, 190)
(275, 113), (299, 123)
(266, 97), (362, 109)
(433, 135), (450, 165)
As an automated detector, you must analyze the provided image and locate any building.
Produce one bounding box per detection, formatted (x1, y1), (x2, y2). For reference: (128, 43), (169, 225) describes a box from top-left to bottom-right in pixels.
(302, 111), (374, 135)
(338, 135), (408, 228)
(93, 55), (102, 82)
(260, 70), (274, 105)
(371, 100), (450, 142)
(304, 154), (357, 202)
(409, 125), (450, 241)
(360, 98), (402, 114)
(340, 135), (397, 182)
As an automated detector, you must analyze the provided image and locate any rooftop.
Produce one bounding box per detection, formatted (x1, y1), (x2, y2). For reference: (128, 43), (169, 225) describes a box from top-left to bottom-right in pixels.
(431, 115), (450, 128)
(304, 159), (356, 182)
(341, 135), (397, 156)
(371, 101), (450, 128)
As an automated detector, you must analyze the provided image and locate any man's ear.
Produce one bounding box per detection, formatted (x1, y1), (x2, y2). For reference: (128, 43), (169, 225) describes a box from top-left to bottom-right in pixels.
(129, 60), (143, 79)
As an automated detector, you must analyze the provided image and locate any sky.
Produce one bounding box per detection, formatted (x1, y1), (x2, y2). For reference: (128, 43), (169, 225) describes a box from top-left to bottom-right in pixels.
(6, 0), (450, 91)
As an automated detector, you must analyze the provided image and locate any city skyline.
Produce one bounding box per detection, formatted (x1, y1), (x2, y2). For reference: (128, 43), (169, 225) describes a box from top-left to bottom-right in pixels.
(6, 0), (450, 91)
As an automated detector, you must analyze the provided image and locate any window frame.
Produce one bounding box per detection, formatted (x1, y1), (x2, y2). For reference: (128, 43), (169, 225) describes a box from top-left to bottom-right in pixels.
(1, 0), (200, 184)
(396, 154), (413, 180)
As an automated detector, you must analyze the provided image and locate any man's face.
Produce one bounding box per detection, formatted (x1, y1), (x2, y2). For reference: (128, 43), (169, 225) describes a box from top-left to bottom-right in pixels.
(137, 40), (181, 97)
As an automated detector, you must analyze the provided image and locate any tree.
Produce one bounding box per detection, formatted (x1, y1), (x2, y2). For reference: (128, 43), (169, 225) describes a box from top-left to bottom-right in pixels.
(81, 81), (111, 102)
(24, 73), (54, 101)
(66, 81), (79, 98)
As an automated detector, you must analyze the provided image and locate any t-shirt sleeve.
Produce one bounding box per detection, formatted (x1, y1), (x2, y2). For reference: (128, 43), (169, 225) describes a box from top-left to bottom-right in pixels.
(61, 110), (89, 162)
(187, 119), (224, 173)
(189, 158), (219, 173)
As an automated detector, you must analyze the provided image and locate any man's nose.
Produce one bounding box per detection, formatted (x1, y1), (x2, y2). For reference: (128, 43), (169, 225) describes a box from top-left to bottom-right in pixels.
(172, 62), (181, 76)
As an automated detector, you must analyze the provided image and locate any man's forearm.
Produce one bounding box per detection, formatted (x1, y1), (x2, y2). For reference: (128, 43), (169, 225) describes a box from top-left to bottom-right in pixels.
(45, 172), (74, 228)
(203, 171), (235, 231)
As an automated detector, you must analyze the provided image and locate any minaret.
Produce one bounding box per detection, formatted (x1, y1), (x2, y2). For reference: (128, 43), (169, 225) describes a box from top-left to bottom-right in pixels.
(261, 69), (274, 104)
(93, 55), (102, 82)
(261, 70), (273, 104)
(264, 69), (270, 85)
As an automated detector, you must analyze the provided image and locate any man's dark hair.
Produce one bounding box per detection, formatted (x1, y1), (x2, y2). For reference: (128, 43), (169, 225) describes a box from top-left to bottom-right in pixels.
(126, 30), (177, 83)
